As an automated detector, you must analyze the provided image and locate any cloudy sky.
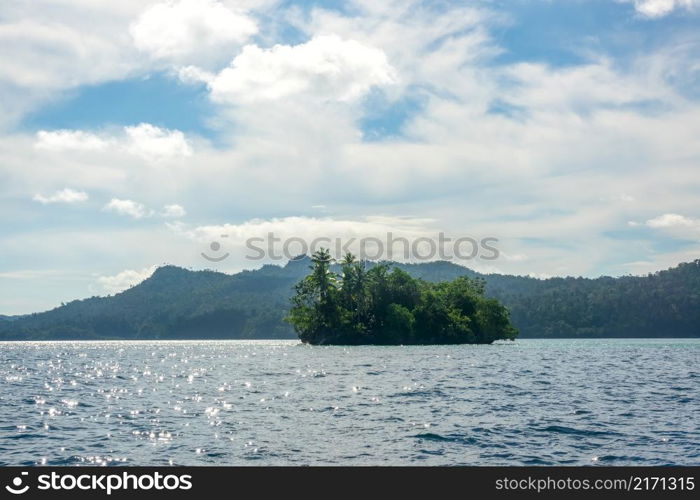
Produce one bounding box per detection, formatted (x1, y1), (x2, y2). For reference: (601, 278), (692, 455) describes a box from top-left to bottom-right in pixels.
(1, 0), (699, 314)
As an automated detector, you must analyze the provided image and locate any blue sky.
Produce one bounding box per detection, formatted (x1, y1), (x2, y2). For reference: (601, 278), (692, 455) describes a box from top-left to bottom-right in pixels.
(22, 73), (217, 139)
(1, 0), (699, 313)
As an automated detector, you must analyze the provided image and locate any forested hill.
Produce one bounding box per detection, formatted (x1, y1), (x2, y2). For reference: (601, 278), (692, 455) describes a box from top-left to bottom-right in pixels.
(1, 258), (698, 340)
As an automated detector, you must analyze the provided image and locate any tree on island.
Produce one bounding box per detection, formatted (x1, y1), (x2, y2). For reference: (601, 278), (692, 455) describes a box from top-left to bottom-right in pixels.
(287, 249), (518, 345)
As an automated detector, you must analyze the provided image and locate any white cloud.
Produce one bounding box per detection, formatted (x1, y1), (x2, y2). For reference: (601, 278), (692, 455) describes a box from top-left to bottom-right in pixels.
(97, 265), (157, 294)
(161, 204), (187, 217)
(627, 0), (699, 18)
(101, 200), (187, 219)
(0, 2), (152, 130)
(500, 252), (529, 262)
(33, 188), (89, 204)
(0, 1), (271, 130)
(177, 65), (215, 85)
(35, 130), (109, 151)
(180, 215), (437, 243)
(645, 213), (695, 227)
(124, 123), (192, 161)
(33, 124), (192, 162)
(184, 34), (397, 103)
(103, 198), (151, 219)
(496, 59), (671, 114)
(0, 17), (136, 91)
(130, 0), (257, 65)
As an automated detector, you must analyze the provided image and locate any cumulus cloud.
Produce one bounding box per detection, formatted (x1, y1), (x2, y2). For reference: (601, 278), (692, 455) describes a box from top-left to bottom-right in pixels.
(161, 204), (187, 217)
(123, 123), (192, 161)
(103, 198), (151, 219)
(645, 213), (696, 227)
(172, 215), (436, 243)
(33, 188), (89, 204)
(182, 34), (397, 103)
(97, 265), (157, 294)
(0, 2), (155, 130)
(102, 199), (188, 219)
(34, 124), (192, 161)
(0, 20), (127, 90)
(130, 0), (257, 65)
(35, 130), (109, 151)
(626, 0), (699, 18)
(33, 188), (88, 205)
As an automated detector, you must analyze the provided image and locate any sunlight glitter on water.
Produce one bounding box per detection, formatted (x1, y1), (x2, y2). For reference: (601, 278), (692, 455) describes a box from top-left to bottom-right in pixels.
(0, 339), (697, 466)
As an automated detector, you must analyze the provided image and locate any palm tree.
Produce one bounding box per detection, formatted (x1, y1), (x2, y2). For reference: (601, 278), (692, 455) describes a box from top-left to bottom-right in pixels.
(310, 248), (334, 303)
(341, 252), (356, 266)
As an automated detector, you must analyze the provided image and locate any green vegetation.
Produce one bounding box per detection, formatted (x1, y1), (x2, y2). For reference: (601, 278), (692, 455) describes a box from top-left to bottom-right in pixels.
(287, 249), (517, 344)
(0, 258), (698, 340)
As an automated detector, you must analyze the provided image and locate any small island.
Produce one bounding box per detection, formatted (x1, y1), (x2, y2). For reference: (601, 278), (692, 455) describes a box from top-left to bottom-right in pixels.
(287, 249), (518, 345)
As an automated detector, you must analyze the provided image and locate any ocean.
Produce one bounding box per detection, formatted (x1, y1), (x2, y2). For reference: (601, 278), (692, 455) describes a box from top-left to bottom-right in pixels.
(0, 338), (697, 466)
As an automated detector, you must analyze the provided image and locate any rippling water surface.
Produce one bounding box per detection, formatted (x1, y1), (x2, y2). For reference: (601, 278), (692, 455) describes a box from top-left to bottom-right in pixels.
(0, 339), (698, 466)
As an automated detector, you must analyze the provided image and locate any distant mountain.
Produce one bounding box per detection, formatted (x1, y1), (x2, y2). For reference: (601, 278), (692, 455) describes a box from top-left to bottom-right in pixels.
(1, 258), (699, 340)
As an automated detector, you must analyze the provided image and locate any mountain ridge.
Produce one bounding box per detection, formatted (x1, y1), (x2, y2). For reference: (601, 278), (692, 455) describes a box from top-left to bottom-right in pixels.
(1, 258), (698, 340)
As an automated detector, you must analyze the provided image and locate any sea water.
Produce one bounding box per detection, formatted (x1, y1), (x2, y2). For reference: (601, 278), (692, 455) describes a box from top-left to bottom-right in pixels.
(0, 338), (697, 466)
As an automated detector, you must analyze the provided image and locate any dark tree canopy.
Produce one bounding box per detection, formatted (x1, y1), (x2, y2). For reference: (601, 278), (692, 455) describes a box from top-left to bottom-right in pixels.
(286, 250), (518, 345)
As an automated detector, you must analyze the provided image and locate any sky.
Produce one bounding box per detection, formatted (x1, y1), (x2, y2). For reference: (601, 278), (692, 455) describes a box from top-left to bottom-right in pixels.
(1, 0), (700, 314)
